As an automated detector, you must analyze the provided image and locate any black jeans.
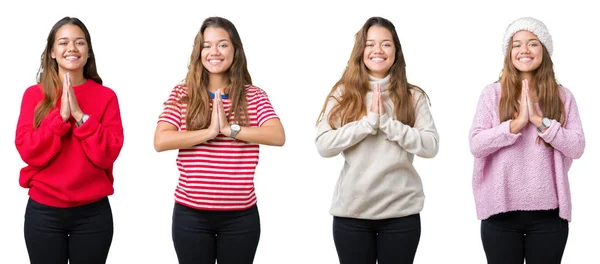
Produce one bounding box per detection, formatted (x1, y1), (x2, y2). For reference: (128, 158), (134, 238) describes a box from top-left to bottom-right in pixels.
(333, 213), (421, 264)
(24, 197), (114, 264)
(481, 209), (568, 264)
(172, 203), (261, 264)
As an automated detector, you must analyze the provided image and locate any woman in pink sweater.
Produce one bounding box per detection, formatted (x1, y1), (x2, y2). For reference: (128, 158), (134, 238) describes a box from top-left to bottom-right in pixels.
(469, 17), (585, 264)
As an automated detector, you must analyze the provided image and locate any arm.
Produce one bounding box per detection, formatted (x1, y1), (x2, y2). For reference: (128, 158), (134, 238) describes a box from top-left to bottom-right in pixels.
(315, 94), (378, 158)
(469, 86), (521, 158)
(154, 122), (219, 151)
(378, 93), (439, 158)
(15, 87), (71, 167)
(223, 118), (285, 146)
(538, 89), (585, 159)
(73, 94), (124, 169)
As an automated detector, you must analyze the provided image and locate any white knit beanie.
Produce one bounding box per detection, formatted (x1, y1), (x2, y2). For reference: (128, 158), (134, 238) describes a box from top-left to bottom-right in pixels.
(502, 17), (553, 56)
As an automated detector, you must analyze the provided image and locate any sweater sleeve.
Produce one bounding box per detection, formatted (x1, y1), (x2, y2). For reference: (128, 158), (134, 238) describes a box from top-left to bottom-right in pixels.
(315, 92), (378, 158)
(73, 91), (124, 169)
(469, 84), (521, 158)
(538, 88), (585, 159)
(15, 86), (71, 167)
(378, 92), (439, 158)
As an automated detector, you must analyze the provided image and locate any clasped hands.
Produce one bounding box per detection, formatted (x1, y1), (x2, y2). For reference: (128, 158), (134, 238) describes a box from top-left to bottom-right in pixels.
(208, 89), (232, 138)
(59, 73), (84, 123)
(513, 79), (544, 132)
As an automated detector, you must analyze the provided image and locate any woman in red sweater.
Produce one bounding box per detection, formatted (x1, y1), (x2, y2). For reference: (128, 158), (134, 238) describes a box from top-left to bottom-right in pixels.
(15, 16), (124, 264)
(154, 16), (285, 264)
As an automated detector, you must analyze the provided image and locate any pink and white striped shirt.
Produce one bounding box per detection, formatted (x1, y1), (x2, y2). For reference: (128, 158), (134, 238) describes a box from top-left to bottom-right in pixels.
(159, 84), (278, 211)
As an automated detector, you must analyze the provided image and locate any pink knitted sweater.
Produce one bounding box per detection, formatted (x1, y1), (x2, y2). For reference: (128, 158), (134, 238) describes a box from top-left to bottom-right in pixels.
(469, 82), (585, 221)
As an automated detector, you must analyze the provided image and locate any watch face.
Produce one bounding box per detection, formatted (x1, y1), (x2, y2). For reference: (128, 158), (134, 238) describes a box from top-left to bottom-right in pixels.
(231, 124), (240, 131)
(543, 118), (551, 126)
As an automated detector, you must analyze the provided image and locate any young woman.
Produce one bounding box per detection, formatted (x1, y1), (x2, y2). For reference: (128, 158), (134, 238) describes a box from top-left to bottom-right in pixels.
(315, 16), (439, 264)
(154, 16), (285, 264)
(469, 17), (585, 264)
(15, 17), (124, 264)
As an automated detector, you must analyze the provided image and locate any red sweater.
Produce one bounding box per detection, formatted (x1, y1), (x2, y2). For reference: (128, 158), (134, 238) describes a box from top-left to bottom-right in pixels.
(15, 79), (124, 208)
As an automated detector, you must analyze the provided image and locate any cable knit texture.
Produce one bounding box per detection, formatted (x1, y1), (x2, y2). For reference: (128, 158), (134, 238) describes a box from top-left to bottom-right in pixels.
(502, 17), (553, 56)
(15, 80), (124, 208)
(469, 82), (585, 221)
(316, 74), (439, 219)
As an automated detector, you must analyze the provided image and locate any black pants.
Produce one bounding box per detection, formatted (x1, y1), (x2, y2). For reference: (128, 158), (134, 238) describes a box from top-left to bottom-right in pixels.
(481, 209), (568, 264)
(24, 197), (114, 264)
(172, 203), (261, 264)
(333, 213), (421, 264)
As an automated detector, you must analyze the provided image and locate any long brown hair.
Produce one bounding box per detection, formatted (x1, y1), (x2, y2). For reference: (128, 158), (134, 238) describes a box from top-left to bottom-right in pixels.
(499, 40), (564, 146)
(180, 17), (251, 130)
(316, 16), (428, 128)
(34, 17), (102, 128)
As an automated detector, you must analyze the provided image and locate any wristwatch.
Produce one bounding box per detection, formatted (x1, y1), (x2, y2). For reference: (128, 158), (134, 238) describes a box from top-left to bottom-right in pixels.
(537, 117), (551, 132)
(76, 114), (89, 127)
(230, 124), (241, 139)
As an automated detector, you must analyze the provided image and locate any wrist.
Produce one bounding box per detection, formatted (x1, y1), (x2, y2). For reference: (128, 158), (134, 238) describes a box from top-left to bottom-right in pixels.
(73, 111), (84, 122)
(223, 126), (232, 137)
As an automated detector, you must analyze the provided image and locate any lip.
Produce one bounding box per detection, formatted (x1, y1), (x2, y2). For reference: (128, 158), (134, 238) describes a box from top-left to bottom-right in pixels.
(517, 57), (534, 63)
(207, 58), (224, 65)
(369, 57), (386, 62)
(63, 54), (81, 62)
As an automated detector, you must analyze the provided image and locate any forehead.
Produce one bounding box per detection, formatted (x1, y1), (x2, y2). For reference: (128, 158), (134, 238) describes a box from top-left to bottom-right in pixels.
(55, 24), (85, 39)
(512, 30), (539, 41)
(366, 25), (393, 40)
(203, 27), (231, 41)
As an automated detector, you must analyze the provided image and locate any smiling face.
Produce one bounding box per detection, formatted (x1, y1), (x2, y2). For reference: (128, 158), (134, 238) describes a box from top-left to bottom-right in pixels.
(511, 30), (543, 74)
(201, 27), (234, 76)
(51, 24), (89, 74)
(363, 25), (395, 78)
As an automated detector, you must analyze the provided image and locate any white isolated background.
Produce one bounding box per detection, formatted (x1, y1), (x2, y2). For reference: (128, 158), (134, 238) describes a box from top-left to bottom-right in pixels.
(0, 0), (597, 263)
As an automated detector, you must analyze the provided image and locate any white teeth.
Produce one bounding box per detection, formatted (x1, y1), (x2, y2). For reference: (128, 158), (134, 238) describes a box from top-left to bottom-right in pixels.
(371, 58), (385, 62)
(209, 59), (223, 64)
(518, 58), (533, 62)
(65, 56), (79, 60)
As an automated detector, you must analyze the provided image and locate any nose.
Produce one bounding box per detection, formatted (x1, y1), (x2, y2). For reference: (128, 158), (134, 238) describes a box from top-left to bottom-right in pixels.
(518, 44), (530, 54)
(210, 45), (221, 55)
(373, 44), (383, 53)
(67, 41), (77, 51)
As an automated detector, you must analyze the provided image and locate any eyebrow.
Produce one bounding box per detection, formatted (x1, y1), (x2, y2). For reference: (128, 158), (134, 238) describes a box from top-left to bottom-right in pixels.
(513, 39), (539, 42)
(57, 37), (86, 41)
(203, 39), (230, 43)
(366, 39), (393, 42)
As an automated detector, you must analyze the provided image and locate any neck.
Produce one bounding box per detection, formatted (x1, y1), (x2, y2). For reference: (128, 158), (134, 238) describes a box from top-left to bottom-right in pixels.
(208, 73), (228, 93)
(59, 68), (87, 86)
(519, 72), (538, 93)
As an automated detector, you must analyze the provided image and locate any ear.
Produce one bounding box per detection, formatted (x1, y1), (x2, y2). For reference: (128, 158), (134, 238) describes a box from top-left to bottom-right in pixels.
(51, 49), (56, 59)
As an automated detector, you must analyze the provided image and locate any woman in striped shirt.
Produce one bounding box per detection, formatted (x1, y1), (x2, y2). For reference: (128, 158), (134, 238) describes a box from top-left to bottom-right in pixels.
(154, 16), (285, 264)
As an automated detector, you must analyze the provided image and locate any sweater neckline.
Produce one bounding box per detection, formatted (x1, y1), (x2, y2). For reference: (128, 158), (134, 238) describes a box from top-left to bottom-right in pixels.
(368, 74), (391, 91)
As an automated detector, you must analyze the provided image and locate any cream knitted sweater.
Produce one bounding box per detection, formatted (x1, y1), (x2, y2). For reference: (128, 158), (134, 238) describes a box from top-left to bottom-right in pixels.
(316, 74), (439, 219)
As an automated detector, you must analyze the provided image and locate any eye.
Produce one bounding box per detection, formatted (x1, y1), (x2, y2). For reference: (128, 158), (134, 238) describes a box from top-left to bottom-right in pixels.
(218, 44), (228, 48)
(203, 45), (211, 49)
(513, 44), (521, 48)
(529, 43), (539, 47)
(58, 42), (67, 46)
(365, 43), (374, 47)
(76, 41), (86, 45)
(383, 43), (392, 47)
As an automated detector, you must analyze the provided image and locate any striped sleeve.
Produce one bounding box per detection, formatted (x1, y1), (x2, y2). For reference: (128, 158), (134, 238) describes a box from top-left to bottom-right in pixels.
(158, 86), (184, 130)
(250, 87), (279, 127)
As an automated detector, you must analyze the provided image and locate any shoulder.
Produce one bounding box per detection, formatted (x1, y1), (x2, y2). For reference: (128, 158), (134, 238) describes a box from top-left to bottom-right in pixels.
(558, 85), (574, 99)
(87, 80), (119, 100)
(23, 84), (43, 97)
(245, 84), (270, 99)
(478, 81), (501, 102)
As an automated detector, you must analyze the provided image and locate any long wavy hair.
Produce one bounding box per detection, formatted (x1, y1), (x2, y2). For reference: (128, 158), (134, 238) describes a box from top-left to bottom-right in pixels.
(316, 16), (428, 128)
(34, 16), (102, 128)
(499, 39), (564, 147)
(179, 16), (251, 130)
